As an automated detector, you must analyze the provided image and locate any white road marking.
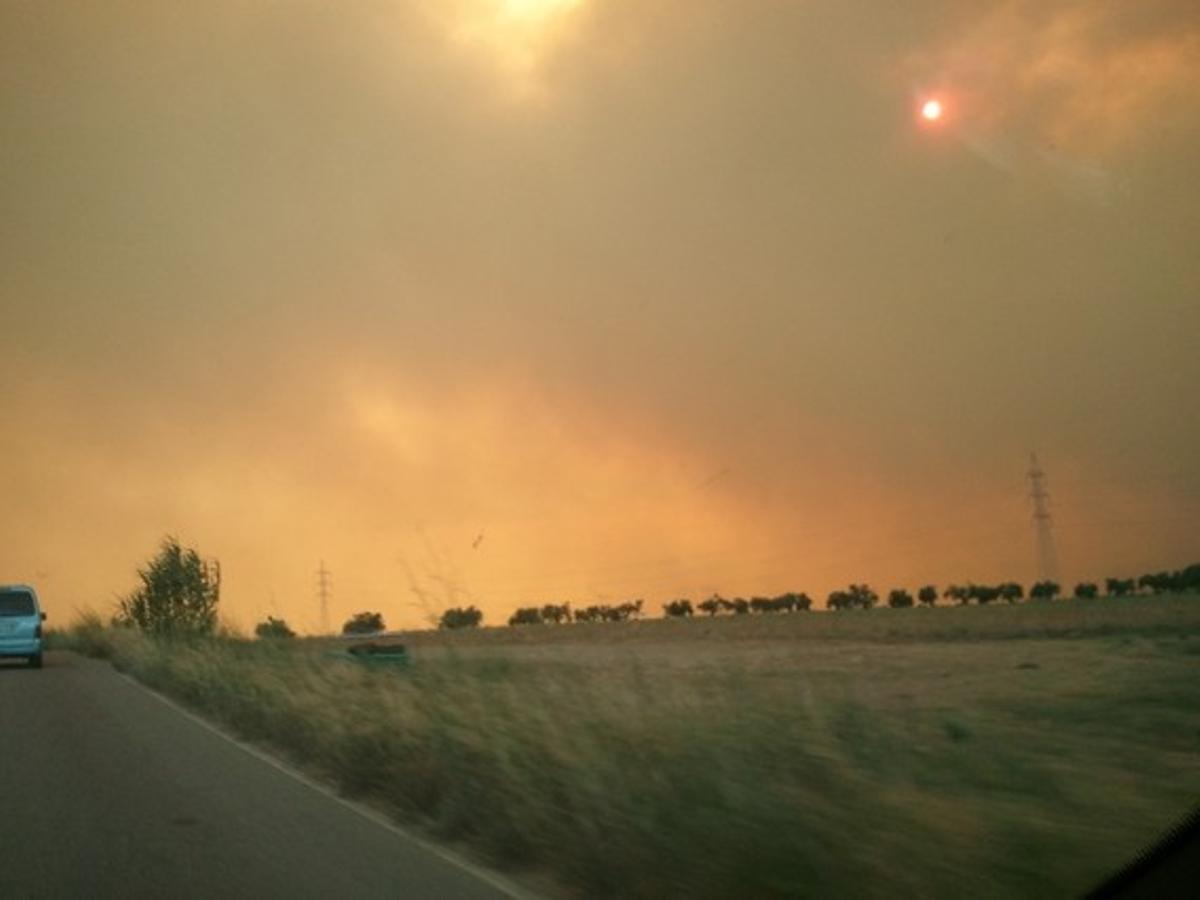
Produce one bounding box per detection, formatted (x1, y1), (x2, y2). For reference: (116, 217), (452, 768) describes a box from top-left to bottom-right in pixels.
(114, 668), (541, 900)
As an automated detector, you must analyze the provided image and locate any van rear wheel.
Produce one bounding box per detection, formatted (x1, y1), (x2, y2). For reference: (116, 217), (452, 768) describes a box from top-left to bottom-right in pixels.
(28, 653), (42, 669)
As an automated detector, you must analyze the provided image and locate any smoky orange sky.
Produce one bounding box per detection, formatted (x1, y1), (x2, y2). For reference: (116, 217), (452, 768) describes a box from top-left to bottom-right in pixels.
(3, 1), (1198, 632)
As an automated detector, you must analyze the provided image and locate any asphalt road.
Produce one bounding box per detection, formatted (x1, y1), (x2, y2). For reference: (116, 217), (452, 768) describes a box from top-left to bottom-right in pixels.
(0, 652), (523, 899)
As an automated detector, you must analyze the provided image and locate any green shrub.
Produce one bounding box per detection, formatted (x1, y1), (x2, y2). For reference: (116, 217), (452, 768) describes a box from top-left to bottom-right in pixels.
(343, 611), (385, 634)
(115, 536), (220, 636)
(255, 616), (296, 639)
(438, 606), (482, 629)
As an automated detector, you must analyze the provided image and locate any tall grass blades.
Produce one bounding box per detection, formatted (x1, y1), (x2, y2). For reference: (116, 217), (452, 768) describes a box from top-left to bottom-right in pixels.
(58, 595), (1200, 898)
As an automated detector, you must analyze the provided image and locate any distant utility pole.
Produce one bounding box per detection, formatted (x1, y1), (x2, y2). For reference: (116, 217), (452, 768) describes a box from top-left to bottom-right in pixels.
(316, 561), (331, 635)
(1026, 453), (1061, 584)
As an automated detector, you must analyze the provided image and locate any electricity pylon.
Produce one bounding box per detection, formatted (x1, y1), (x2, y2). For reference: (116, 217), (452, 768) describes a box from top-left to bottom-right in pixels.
(1026, 453), (1061, 584)
(317, 561), (331, 635)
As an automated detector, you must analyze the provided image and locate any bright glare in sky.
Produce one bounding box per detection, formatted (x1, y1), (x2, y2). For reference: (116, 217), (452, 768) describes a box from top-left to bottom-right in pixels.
(446, 0), (584, 94)
(921, 99), (944, 121)
(503, 0), (580, 21)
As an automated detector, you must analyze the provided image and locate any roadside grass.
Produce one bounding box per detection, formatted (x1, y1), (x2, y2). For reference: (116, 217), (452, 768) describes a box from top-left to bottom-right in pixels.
(59, 595), (1200, 898)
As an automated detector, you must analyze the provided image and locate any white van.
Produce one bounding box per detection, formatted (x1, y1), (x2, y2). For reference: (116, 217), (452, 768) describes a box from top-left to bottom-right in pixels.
(0, 584), (46, 668)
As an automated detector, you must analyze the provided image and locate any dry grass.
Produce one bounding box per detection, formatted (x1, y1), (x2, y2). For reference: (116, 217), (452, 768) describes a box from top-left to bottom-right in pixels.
(60, 595), (1200, 898)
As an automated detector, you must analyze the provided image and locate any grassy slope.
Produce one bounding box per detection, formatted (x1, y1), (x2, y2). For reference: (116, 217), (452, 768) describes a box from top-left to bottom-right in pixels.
(61, 595), (1200, 898)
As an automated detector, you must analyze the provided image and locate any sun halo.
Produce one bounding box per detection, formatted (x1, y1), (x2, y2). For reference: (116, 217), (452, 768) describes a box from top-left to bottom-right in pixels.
(439, 0), (585, 98)
(502, 0), (582, 22)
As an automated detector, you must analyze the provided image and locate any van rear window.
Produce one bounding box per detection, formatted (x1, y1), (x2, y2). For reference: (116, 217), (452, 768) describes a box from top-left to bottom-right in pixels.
(0, 592), (36, 616)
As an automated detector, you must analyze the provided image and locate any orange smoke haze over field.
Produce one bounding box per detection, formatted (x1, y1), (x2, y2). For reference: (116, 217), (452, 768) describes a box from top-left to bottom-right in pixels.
(2, 1), (1198, 631)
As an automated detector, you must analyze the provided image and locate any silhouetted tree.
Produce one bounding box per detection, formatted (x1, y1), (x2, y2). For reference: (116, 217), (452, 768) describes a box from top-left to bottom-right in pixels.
(998, 582), (1024, 604)
(943, 584), (969, 606)
(1133, 564), (1200, 594)
(1138, 572), (1172, 594)
(1030, 581), (1061, 601)
(568, 601), (642, 624)
(918, 585), (938, 606)
(1180, 564), (1200, 592)
(662, 599), (694, 618)
(774, 592), (812, 612)
(968, 584), (1000, 605)
(826, 590), (851, 611)
(1074, 582), (1099, 599)
(749, 596), (772, 614)
(697, 594), (725, 616)
(116, 536), (220, 636)
(848, 584), (878, 609)
(439, 606), (483, 629)
(615, 599), (644, 621)
(508, 607), (543, 626)
(1106, 577), (1136, 597)
(343, 611), (385, 634)
(255, 616), (295, 639)
(888, 589), (914, 608)
(1136, 568), (1199, 594)
(540, 603), (571, 624)
(828, 585), (877, 610)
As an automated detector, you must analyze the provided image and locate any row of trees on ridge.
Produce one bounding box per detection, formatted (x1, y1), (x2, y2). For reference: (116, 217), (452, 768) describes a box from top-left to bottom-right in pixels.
(103, 537), (1199, 640)
(509, 601), (643, 626)
(300, 562), (1200, 635)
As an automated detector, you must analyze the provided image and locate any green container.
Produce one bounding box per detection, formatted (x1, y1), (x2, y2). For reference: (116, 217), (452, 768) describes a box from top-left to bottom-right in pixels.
(344, 641), (410, 666)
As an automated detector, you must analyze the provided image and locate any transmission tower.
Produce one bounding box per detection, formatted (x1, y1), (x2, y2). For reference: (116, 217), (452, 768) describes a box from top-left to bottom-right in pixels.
(316, 561), (331, 634)
(1026, 453), (1061, 584)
